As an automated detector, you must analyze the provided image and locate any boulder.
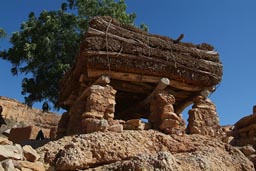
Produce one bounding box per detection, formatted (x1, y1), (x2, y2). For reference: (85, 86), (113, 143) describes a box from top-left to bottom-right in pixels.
(0, 159), (15, 171)
(23, 145), (40, 162)
(0, 144), (23, 161)
(13, 161), (45, 171)
(0, 137), (12, 145)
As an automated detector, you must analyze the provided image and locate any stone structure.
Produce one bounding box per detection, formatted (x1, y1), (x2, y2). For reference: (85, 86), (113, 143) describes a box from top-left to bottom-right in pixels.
(57, 85), (117, 136)
(230, 106), (256, 167)
(187, 96), (221, 136)
(56, 16), (222, 137)
(57, 83), (222, 137)
(150, 90), (185, 135)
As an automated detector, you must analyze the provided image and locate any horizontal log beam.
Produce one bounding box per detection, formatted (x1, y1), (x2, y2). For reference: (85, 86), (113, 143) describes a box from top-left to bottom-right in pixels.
(88, 69), (203, 92)
(174, 87), (213, 114)
(83, 51), (221, 86)
(110, 80), (151, 94)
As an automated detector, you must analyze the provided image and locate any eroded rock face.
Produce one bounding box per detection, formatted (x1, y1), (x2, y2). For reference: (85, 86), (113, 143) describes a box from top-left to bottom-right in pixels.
(37, 130), (254, 171)
(187, 96), (222, 136)
(0, 96), (60, 129)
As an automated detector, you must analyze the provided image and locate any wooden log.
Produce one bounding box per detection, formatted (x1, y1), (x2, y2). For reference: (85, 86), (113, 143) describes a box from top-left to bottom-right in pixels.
(140, 78), (170, 106)
(88, 69), (203, 92)
(87, 16), (220, 62)
(174, 87), (213, 114)
(165, 88), (192, 99)
(76, 75), (111, 102)
(110, 80), (151, 94)
(84, 51), (221, 86)
(82, 35), (222, 75)
(120, 78), (170, 115)
(175, 99), (194, 115)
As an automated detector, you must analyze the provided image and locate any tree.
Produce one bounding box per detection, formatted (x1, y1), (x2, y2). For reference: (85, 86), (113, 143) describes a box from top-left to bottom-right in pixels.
(0, 28), (6, 38)
(0, 0), (142, 108)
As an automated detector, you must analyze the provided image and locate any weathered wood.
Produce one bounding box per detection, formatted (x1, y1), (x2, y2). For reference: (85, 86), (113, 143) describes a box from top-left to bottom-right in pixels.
(88, 69), (203, 92)
(84, 51), (221, 86)
(174, 87), (213, 114)
(88, 69), (161, 83)
(110, 80), (151, 94)
(120, 78), (170, 115)
(140, 78), (170, 106)
(175, 99), (194, 115)
(82, 35), (222, 75)
(58, 16), (222, 117)
(87, 16), (220, 62)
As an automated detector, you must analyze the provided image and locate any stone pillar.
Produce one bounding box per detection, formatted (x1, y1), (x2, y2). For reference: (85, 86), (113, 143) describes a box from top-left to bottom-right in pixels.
(149, 90), (185, 135)
(187, 96), (221, 136)
(57, 85), (117, 136)
(81, 85), (116, 133)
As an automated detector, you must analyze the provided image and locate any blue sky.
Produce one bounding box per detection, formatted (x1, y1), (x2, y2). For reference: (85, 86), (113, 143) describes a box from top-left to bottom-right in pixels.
(1, 1), (256, 125)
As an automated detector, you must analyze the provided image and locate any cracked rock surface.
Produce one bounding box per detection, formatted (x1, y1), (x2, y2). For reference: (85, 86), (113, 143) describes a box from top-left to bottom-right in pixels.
(37, 130), (254, 171)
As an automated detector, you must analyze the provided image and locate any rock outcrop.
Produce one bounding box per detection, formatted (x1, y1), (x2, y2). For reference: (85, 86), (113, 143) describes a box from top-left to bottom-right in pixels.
(0, 96), (61, 142)
(37, 130), (254, 171)
(0, 96), (61, 129)
(0, 137), (45, 171)
(231, 106), (256, 168)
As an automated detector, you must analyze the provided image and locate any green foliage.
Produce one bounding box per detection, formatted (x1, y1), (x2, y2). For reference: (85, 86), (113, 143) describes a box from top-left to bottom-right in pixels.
(1, 10), (79, 106)
(0, 0), (142, 108)
(0, 28), (6, 39)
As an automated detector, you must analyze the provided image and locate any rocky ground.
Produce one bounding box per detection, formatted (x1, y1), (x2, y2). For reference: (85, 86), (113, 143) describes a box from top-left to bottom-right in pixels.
(0, 96), (256, 170)
(36, 130), (254, 171)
